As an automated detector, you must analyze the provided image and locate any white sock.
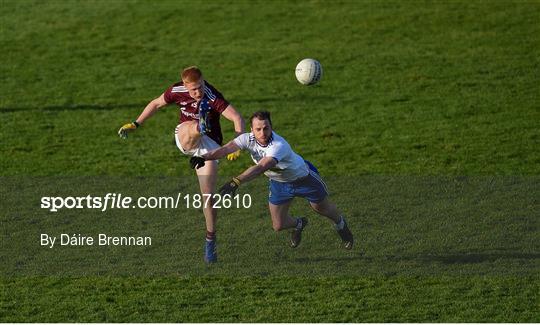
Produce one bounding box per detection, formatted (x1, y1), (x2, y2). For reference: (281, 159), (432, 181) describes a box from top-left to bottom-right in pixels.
(335, 216), (346, 230)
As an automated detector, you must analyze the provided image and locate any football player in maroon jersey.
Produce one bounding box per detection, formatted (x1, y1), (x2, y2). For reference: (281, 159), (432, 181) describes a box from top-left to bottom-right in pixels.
(118, 66), (245, 263)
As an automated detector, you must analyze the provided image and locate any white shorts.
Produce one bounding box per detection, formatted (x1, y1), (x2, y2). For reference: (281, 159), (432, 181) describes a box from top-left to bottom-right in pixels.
(174, 124), (220, 157)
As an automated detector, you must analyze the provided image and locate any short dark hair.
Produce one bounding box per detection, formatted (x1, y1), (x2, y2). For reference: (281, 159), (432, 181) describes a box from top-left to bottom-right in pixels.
(250, 111), (272, 127)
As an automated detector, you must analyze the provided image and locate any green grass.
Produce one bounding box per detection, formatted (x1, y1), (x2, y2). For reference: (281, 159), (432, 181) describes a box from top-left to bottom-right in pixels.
(1, 0), (539, 322)
(2, 0), (539, 176)
(2, 276), (538, 322)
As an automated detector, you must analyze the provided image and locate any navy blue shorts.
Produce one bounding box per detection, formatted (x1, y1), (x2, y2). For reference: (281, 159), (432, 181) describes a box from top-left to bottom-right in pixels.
(268, 161), (329, 205)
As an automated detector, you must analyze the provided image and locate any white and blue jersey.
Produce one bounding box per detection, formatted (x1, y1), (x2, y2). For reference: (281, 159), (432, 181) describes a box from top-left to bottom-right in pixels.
(234, 131), (329, 205)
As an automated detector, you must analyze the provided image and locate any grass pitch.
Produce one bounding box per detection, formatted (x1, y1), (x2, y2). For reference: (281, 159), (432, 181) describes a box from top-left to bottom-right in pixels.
(1, 0), (539, 322)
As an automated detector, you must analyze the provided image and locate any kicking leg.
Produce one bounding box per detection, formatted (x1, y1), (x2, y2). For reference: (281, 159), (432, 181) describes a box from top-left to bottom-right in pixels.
(269, 201), (308, 248)
(177, 120), (202, 152)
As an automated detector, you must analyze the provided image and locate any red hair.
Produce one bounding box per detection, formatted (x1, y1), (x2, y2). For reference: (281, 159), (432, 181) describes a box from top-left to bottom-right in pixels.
(181, 66), (203, 83)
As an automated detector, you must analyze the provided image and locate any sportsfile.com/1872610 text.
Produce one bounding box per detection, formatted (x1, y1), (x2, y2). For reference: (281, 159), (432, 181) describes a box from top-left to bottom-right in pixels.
(40, 193), (252, 212)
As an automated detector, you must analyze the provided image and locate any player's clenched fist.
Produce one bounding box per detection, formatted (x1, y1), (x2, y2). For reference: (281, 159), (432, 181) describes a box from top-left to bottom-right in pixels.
(219, 177), (241, 196)
(226, 150), (241, 161)
(118, 121), (140, 139)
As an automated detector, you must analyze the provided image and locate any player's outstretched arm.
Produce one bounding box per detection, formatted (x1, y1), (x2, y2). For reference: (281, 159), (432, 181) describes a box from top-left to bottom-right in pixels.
(190, 141), (241, 169)
(218, 157), (277, 196)
(118, 93), (168, 139)
(221, 105), (245, 160)
(204, 141), (241, 161)
(236, 157), (276, 184)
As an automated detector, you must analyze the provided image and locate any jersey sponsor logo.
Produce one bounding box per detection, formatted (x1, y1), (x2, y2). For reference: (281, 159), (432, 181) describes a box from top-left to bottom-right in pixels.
(252, 149), (266, 161)
(181, 110), (200, 119)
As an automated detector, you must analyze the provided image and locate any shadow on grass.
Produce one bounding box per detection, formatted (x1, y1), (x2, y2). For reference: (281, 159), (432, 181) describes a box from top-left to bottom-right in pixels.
(292, 252), (540, 265)
(2, 94), (352, 113)
(293, 255), (367, 263)
(0, 103), (146, 113)
(234, 94), (351, 106)
(417, 252), (540, 264)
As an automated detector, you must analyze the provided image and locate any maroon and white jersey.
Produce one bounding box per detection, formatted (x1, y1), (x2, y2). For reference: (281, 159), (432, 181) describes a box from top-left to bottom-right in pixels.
(163, 81), (229, 145)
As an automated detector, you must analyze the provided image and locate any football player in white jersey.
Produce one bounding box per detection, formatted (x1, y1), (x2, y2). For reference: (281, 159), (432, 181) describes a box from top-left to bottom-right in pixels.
(191, 111), (354, 249)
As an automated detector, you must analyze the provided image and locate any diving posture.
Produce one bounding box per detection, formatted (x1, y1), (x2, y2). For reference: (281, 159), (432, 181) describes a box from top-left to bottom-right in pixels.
(191, 111), (353, 249)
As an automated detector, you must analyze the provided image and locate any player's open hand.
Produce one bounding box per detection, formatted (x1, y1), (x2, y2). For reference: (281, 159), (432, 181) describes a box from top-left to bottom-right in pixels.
(190, 156), (206, 169)
(118, 121), (139, 139)
(219, 177), (241, 196)
(227, 150), (241, 161)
